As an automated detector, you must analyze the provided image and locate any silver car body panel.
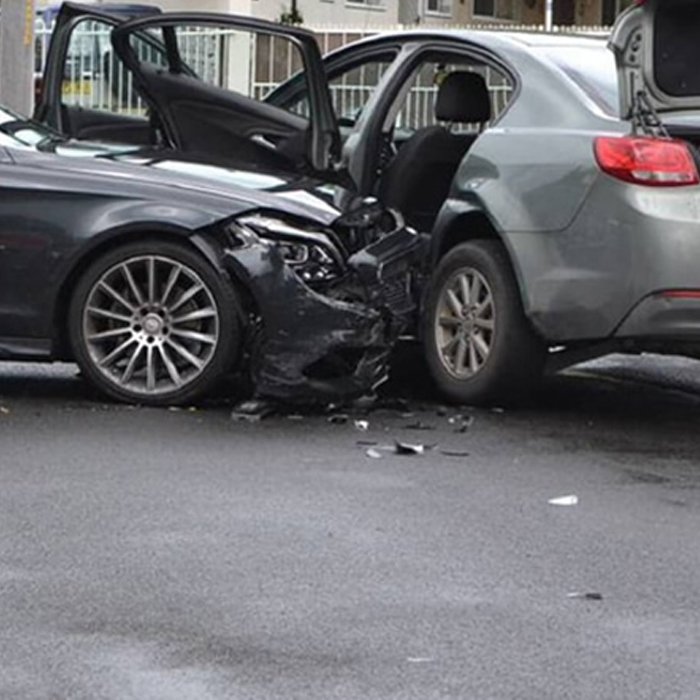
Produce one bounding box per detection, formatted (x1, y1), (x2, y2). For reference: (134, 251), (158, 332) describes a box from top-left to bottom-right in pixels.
(404, 32), (700, 345)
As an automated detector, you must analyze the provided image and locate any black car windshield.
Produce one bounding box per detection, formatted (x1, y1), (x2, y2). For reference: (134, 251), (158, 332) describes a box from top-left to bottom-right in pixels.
(535, 45), (619, 117)
(0, 104), (59, 147)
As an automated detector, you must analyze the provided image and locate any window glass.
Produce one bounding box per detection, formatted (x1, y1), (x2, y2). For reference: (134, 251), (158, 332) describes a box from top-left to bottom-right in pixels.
(391, 58), (513, 135)
(426, 0), (452, 14)
(473, 0), (515, 19)
(60, 19), (167, 115)
(166, 25), (307, 118)
(0, 106), (54, 147)
(284, 56), (394, 125)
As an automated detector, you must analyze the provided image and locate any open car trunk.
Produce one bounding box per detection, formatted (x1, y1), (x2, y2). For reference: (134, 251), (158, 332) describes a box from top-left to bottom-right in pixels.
(611, 0), (700, 120)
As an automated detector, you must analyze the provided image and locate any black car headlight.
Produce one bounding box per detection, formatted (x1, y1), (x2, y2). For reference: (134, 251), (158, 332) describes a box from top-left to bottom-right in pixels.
(234, 214), (343, 284)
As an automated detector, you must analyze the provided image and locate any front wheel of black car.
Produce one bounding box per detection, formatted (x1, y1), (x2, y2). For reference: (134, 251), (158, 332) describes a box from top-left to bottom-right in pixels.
(69, 240), (242, 406)
(423, 240), (546, 406)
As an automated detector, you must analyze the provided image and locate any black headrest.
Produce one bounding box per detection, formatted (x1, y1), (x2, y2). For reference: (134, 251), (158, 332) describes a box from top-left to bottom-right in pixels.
(434, 71), (491, 124)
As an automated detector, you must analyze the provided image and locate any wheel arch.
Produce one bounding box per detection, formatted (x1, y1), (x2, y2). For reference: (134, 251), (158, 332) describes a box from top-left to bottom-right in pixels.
(430, 206), (530, 320)
(51, 225), (249, 360)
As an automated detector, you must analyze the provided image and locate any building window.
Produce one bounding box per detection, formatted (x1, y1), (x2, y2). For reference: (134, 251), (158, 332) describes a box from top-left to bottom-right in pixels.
(346, 0), (385, 8)
(473, 0), (515, 19)
(473, 0), (495, 16)
(602, 0), (634, 24)
(426, 0), (452, 15)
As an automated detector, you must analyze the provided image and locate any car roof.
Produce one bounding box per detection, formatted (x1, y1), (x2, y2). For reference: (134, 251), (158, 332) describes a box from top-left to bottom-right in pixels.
(331, 28), (609, 54)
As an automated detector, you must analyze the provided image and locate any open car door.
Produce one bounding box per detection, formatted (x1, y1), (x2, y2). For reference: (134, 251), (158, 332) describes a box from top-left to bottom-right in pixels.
(611, 0), (700, 122)
(35, 2), (163, 145)
(109, 12), (341, 173)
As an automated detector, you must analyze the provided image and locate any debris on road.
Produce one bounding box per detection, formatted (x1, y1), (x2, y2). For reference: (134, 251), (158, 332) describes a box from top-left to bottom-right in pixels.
(356, 440), (378, 446)
(231, 399), (275, 422)
(366, 448), (384, 459)
(449, 415), (475, 433)
(354, 419), (369, 431)
(403, 421), (435, 431)
(440, 450), (470, 458)
(0, 406), (9, 415)
(394, 440), (430, 455)
(328, 413), (350, 424)
(567, 591), (603, 601)
(548, 495), (579, 506)
(351, 394), (378, 411)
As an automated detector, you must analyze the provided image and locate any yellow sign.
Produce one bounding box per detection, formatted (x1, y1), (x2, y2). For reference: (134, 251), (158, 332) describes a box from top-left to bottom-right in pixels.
(23, 0), (34, 47)
(62, 80), (92, 96)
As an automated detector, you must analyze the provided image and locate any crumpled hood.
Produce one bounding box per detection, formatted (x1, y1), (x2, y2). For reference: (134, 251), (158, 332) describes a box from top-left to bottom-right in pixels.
(8, 144), (341, 226)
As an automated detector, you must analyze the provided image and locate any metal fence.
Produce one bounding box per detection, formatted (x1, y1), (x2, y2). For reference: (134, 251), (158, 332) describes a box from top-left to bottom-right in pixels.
(34, 22), (610, 129)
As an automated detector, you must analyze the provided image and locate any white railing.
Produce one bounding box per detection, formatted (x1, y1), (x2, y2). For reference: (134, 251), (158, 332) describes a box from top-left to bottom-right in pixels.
(33, 23), (610, 126)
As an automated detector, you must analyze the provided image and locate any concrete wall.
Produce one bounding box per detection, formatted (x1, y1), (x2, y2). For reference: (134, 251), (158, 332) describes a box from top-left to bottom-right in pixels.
(155, 0), (252, 13)
(251, 0), (402, 26)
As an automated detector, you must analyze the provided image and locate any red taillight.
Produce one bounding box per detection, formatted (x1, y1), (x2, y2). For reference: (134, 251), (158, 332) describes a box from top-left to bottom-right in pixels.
(594, 136), (699, 187)
(660, 290), (700, 299)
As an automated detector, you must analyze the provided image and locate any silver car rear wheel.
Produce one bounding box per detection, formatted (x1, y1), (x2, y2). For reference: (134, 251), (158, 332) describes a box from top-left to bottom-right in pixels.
(434, 267), (495, 379)
(423, 240), (545, 405)
(70, 241), (241, 405)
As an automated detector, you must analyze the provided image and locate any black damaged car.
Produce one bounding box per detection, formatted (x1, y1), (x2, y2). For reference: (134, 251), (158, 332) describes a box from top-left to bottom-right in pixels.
(0, 106), (421, 405)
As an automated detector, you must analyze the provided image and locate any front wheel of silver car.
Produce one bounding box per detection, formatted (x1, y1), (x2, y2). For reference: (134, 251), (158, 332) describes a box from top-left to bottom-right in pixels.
(69, 240), (242, 406)
(423, 240), (546, 406)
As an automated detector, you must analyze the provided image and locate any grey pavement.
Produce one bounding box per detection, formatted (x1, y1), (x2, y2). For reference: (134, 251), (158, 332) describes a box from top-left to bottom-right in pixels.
(0, 355), (700, 699)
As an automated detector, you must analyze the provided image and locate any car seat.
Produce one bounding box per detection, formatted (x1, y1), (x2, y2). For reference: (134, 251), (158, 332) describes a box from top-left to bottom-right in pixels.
(378, 71), (492, 232)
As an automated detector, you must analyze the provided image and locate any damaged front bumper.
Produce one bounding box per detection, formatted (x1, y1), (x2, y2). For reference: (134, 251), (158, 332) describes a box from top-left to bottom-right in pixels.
(223, 217), (425, 401)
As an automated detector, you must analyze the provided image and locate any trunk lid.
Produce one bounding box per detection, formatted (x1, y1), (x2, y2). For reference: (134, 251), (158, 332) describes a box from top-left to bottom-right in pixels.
(611, 0), (700, 121)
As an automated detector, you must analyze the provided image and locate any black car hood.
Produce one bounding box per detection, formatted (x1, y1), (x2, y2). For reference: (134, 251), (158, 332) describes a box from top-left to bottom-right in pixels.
(9, 142), (342, 226)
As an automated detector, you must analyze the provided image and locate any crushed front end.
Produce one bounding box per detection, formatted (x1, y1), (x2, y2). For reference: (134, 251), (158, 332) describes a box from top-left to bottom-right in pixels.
(222, 200), (426, 401)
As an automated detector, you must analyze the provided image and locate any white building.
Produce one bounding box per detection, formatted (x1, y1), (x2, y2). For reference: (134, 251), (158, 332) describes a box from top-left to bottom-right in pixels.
(153, 0), (459, 27)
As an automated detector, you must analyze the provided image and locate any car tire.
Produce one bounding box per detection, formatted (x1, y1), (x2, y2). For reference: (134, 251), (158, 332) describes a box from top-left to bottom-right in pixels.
(68, 240), (242, 406)
(423, 239), (546, 406)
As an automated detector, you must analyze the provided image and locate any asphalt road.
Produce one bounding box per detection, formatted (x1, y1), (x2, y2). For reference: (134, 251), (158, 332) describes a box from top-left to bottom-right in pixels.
(1, 354), (700, 699)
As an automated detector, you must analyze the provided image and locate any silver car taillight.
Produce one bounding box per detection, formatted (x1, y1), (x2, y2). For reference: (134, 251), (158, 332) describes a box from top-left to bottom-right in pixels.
(594, 135), (699, 186)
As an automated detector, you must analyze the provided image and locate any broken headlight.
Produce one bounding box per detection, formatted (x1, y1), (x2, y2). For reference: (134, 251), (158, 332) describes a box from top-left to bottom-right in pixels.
(235, 214), (343, 284)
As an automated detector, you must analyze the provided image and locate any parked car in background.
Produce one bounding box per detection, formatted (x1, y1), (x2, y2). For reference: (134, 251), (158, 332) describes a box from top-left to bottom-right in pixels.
(34, 0), (700, 406)
(0, 101), (420, 406)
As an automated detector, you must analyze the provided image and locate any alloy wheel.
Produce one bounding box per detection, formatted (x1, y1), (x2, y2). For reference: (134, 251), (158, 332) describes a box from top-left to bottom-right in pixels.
(434, 266), (495, 378)
(81, 254), (221, 398)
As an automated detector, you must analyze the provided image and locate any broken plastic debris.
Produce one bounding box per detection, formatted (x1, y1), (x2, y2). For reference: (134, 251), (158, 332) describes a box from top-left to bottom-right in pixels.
(548, 495), (579, 506)
(394, 440), (428, 455)
(231, 399), (274, 422)
(354, 420), (369, 431)
(328, 413), (349, 424)
(366, 448), (383, 459)
(450, 415), (475, 433)
(403, 421), (435, 431)
(0, 406), (9, 415)
(567, 592), (603, 601)
(351, 394), (377, 411)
